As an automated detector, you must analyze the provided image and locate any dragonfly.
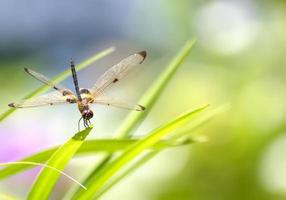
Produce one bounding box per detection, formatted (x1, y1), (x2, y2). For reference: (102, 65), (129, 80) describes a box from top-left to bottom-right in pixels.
(9, 51), (146, 130)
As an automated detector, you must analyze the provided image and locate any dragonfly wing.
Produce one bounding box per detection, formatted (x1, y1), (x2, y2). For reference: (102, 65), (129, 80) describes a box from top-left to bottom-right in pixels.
(92, 95), (145, 111)
(24, 68), (65, 91)
(8, 91), (77, 108)
(90, 51), (146, 97)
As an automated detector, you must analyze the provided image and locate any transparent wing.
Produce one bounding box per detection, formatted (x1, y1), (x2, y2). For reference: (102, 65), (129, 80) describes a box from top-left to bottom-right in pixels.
(92, 95), (145, 111)
(8, 91), (76, 108)
(24, 68), (65, 91)
(90, 51), (146, 97)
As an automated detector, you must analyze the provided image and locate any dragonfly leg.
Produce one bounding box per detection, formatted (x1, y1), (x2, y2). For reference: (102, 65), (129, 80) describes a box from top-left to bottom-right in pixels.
(83, 119), (89, 128)
(78, 116), (83, 132)
(83, 119), (87, 128)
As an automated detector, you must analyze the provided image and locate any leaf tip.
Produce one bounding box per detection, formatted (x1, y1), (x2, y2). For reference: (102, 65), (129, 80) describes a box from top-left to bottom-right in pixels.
(72, 127), (93, 141)
(201, 104), (211, 110)
(186, 38), (197, 47)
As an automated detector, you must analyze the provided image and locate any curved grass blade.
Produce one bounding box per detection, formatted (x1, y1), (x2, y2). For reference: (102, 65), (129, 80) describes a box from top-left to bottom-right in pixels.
(27, 127), (92, 200)
(93, 151), (158, 199)
(0, 47), (115, 122)
(0, 161), (86, 190)
(0, 138), (196, 180)
(170, 104), (231, 140)
(93, 137), (207, 199)
(73, 104), (209, 200)
(116, 39), (196, 138)
(71, 39), (197, 197)
(92, 105), (229, 199)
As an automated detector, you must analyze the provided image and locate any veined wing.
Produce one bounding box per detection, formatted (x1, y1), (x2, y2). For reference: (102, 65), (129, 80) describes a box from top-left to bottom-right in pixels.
(92, 95), (145, 111)
(8, 91), (77, 108)
(90, 51), (146, 97)
(24, 68), (65, 91)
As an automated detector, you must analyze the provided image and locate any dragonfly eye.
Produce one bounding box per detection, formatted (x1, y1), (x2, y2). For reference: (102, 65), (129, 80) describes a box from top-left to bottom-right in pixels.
(82, 109), (93, 120)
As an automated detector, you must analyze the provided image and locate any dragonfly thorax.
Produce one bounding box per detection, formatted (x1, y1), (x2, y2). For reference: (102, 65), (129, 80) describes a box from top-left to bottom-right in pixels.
(79, 88), (94, 103)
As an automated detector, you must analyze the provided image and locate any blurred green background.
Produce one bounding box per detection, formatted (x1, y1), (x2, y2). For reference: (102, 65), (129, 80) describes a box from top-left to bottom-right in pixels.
(1, 1), (286, 199)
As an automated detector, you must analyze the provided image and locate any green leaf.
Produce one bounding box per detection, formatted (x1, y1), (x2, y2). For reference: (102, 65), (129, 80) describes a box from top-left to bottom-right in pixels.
(73, 104), (209, 200)
(170, 104), (231, 140)
(71, 39), (197, 198)
(0, 137), (199, 180)
(27, 127), (92, 200)
(93, 150), (158, 199)
(0, 47), (115, 122)
(93, 104), (229, 199)
(116, 39), (197, 138)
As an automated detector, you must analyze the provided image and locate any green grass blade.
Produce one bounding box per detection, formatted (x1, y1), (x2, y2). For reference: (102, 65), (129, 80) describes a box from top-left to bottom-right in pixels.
(94, 136), (207, 199)
(0, 108), (16, 122)
(73, 104), (209, 200)
(71, 39), (197, 197)
(27, 127), (92, 200)
(170, 104), (231, 140)
(94, 105), (230, 199)
(0, 138), (196, 180)
(0, 161), (86, 190)
(116, 39), (196, 138)
(0, 47), (115, 122)
(93, 151), (158, 199)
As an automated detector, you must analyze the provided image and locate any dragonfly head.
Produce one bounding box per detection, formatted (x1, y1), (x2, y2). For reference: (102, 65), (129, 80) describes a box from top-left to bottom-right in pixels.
(82, 109), (93, 120)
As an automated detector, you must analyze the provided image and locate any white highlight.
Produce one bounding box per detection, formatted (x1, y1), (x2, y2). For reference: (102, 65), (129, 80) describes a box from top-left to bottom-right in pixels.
(0, 161), (87, 190)
(193, 1), (259, 55)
